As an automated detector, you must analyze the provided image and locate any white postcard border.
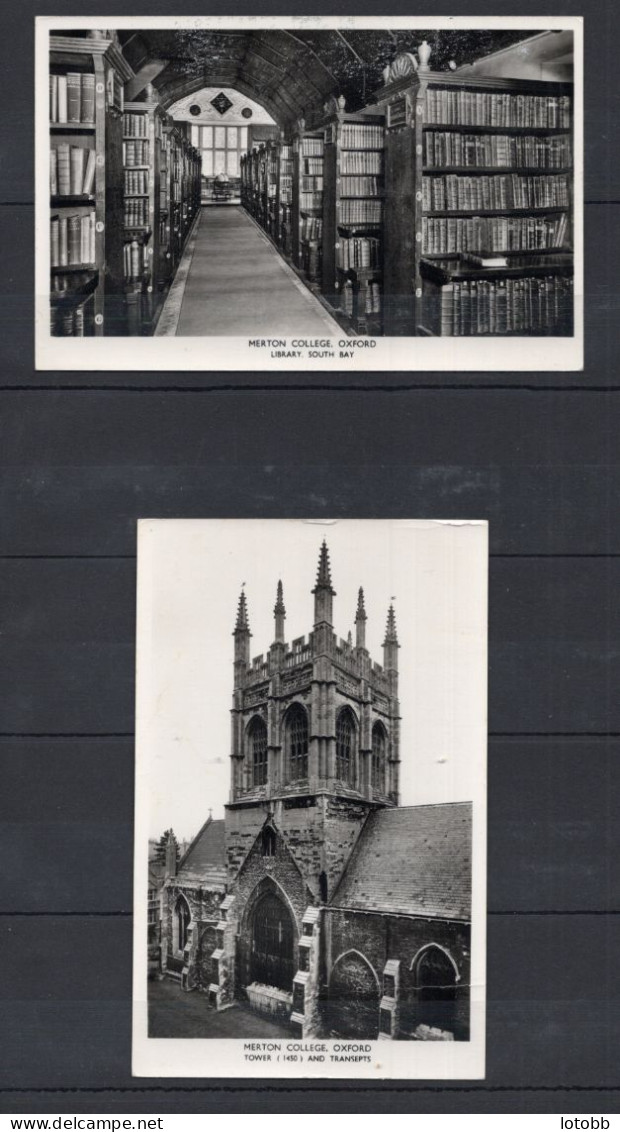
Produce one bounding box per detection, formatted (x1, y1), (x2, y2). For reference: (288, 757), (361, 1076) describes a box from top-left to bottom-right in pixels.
(36, 15), (583, 372)
(132, 518), (488, 1079)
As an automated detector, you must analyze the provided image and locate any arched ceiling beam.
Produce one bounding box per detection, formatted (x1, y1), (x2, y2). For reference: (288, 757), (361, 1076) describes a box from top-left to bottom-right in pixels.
(126, 60), (168, 101)
(282, 31), (340, 87)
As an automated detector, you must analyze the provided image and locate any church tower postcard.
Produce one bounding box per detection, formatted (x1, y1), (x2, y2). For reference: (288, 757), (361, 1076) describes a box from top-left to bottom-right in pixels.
(133, 518), (487, 1079)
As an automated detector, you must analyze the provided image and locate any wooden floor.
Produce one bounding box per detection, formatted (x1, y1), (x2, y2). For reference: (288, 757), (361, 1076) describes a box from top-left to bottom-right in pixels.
(156, 206), (340, 337)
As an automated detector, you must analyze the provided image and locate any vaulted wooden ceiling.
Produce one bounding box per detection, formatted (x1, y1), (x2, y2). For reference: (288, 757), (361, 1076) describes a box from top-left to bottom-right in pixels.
(115, 28), (534, 126)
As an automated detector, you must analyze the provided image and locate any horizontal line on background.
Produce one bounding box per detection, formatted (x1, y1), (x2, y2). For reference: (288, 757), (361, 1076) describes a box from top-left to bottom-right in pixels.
(0, 554), (619, 561)
(1, 1085), (620, 1094)
(0, 384), (618, 393)
(1, 732), (618, 740)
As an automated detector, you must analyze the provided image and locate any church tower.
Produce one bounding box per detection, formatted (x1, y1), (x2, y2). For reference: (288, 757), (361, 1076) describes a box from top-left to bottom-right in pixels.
(225, 542), (401, 901)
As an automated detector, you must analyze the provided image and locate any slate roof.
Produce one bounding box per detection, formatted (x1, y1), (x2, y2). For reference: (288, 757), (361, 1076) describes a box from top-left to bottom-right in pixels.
(331, 802), (472, 921)
(177, 818), (227, 885)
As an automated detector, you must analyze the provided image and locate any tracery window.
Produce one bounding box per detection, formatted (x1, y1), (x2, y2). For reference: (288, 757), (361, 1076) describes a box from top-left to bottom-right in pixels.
(336, 708), (356, 786)
(286, 704), (309, 780)
(371, 722), (387, 793)
(249, 717), (268, 787)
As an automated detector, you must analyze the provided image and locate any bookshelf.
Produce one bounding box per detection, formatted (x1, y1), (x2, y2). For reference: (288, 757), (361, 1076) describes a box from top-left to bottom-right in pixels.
(277, 139), (294, 257)
(265, 141), (278, 238)
(166, 124), (202, 276)
(122, 100), (170, 334)
(49, 34), (133, 336)
(292, 121), (324, 284)
(320, 97), (385, 334)
(375, 53), (574, 336)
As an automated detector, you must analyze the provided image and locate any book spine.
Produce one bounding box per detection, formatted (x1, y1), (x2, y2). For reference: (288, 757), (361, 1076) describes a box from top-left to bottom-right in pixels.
(67, 214), (81, 265)
(82, 149), (97, 196)
(50, 149), (58, 196)
(50, 75), (58, 123)
(70, 146), (85, 196)
(50, 216), (60, 267)
(81, 74), (95, 124)
(66, 73), (81, 124)
(57, 144), (70, 196)
(57, 75), (68, 124)
(59, 216), (68, 266)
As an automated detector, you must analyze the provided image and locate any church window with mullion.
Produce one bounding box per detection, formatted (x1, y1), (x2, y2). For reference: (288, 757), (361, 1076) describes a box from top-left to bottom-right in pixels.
(371, 722), (387, 793)
(336, 708), (356, 787)
(249, 717), (268, 787)
(286, 704), (309, 781)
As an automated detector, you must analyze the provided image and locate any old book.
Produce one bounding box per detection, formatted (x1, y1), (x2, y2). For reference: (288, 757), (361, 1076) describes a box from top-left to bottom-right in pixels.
(57, 75), (68, 123)
(81, 73), (95, 123)
(50, 216), (60, 267)
(82, 149), (96, 196)
(56, 144), (70, 196)
(67, 214), (81, 264)
(50, 148), (58, 196)
(58, 216), (68, 266)
(66, 72), (81, 123)
(70, 146), (85, 196)
(49, 74), (58, 123)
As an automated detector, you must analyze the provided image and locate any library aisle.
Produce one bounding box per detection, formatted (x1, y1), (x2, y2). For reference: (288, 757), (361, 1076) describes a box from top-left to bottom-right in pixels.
(156, 207), (341, 337)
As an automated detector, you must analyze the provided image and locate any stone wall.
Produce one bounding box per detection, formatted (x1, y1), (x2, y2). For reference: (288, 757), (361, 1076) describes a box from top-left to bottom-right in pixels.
(324, 909), (471, 1040)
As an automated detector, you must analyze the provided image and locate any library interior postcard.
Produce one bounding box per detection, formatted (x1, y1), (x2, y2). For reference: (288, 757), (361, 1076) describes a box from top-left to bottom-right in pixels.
(133, 519), (488, 1079)
(36, 15), (582, 372)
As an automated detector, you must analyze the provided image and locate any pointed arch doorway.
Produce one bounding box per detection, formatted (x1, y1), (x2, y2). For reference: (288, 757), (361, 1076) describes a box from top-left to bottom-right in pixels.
(249, 889), (295, 991)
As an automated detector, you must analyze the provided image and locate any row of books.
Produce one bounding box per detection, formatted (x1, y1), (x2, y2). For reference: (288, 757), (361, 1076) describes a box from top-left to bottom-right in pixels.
(340, 279), (381, 317)
(123, 239), (148, 281)
(302, 176), (324, 192)
(123, 113), (148, 138)
(124, 199), (149, 227)
(422, 173), (570, 213)
(50, 72), (95, 124)
(339, 199), (383, 225)
(340, 175), (381, 198)
(302, 158), (324, 176)
(50, 211), (96, 267)
(424, 131), (572, 170)
(53, 302), (90, 337)
(422, 213), (569, 255)
(280, 174), (293, 203)
(337, 237), (381, 270)
(436, 275), (573, 336)
(300, 192), (323, 212)
(340, 150), (382, 175)
(424, 90), (571, 130)
(300, 216), (322, 241)
(340, 124), (383, 150)
(50, 145), (96, 197)
(125, 169), (149, 195)
(302, 138), (324, 156)
(281, 146), (293, 160)
(123, 140), (150, 167)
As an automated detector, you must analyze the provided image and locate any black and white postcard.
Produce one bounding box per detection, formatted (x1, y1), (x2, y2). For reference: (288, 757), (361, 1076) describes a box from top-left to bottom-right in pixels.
(133, 519), (488, 1079)
(35, 16), (582, 371)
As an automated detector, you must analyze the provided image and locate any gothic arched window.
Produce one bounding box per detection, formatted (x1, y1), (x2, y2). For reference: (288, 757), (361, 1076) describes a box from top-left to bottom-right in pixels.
(286, 704), (309, 781)
(248, 717), (268, 787)
(371, 722), (387, 793)
(336, 708), (356, 786)
(174, 894), (191, 954)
